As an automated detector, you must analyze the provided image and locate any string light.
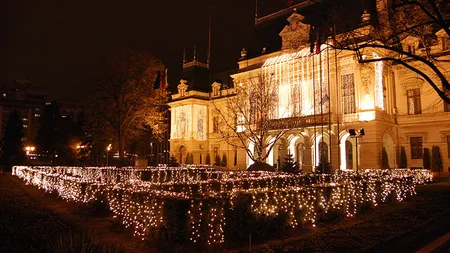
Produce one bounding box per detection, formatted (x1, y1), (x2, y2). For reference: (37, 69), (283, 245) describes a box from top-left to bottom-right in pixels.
(12, 166), (432, 246)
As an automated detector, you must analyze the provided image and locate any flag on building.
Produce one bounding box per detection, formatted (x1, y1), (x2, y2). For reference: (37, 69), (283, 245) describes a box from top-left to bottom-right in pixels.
(320, 94), (330, 105)
(160, 68), (168, 90)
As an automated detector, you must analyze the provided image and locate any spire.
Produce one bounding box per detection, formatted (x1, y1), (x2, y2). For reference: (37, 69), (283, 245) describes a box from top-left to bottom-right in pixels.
(207, 7), (212, 69)
(255, 0), (258, 24)
(183, 48), (186, 64)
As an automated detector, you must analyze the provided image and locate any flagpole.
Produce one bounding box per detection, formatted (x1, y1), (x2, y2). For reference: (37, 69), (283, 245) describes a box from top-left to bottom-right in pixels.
(312, 50), (316, 173)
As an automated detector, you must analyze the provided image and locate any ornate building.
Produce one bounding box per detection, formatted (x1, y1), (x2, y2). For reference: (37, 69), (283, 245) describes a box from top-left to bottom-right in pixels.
(168, 1), (450, 172)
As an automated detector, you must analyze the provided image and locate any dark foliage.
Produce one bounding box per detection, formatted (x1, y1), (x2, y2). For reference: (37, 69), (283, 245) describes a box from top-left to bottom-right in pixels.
(0, 111), (25, 165)
(381, 147), (389, 169)
(423, 148), (430, 169)
(280, 151), (301, 173)
(247, 162), (275, 172)
(315, 155), (332, 174)
(398, 146), (407, 168)
(205, 153), (211, 165)
(221, 153), (227, 167)
(214, 154), (221, 166)
(53, 231), (125, 253)
(169, 155), (179, 167)
(431, 145), (442, 172)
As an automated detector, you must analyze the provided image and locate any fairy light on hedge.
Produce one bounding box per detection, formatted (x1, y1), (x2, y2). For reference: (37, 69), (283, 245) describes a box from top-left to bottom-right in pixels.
(12, 165), (432, 246)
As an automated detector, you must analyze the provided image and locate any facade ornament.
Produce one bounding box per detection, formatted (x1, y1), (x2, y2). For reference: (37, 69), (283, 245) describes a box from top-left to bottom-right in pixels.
(280, 13), (310, 50)
(240, 48), (247, 58)
(361, 10), (371, 24)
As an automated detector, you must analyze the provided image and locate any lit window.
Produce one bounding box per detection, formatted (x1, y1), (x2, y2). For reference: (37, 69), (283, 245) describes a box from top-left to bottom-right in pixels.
(341, 73), (356, 114)
(407, 88), (421, 115)
(62, 115), (67, 118)
(34, 114), (40, 117)
(45, 102), (51, 105)
(2, 93), (6, 97)
(410, 137), (423, 159)
(23, 124), (28, 128)
(22, 118), (28, 121)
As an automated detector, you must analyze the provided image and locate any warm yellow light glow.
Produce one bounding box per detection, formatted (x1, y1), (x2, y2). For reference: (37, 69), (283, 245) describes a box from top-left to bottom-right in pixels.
(107, 144), (112, 151)
(358, 111), (375, 121)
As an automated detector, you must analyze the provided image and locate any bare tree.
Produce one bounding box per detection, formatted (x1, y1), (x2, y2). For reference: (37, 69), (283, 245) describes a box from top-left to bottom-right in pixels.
(332, 0), (450, 104)
(212, 74), (291, 165)
(93, 48), (167, 159)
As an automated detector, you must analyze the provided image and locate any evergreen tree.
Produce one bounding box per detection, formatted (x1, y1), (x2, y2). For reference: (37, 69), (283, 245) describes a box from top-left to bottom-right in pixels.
(431, 145), (443, 172)
(281, 151), (301, 173)
(1, 111), (25, 165)
(185, 152), (191, 164)
(205, 153), (211, 165)
(214, 154), (221, 166)
(423, 148), (431, 169)
(221, 153), (227, 167)
(397, 146), (407, 168)
(189, 153), (194, 164)
(315, 154), (331, 174)
(381, 147), (389, 169)
(168, 155), (179, 167)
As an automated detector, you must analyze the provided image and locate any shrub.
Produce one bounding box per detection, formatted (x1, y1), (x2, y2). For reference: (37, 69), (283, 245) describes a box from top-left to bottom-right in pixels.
(397, 146), (407, 168)
(423, 148), (430, 169)
(381, 147), (389, 169)
(214, 154), (221, 166)
(315, 155), (332, 174)
(247, 162), (275, 172)
(221, 153), (227, 167)
(168, 155), (179, 167)
(205, 153), (211, 165)
(280, 151), (301, 173)
(431, 145), (443, 172)
(53, 231), (125, 253)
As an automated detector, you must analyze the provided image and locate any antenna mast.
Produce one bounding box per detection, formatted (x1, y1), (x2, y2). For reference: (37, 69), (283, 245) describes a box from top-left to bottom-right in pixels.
(207, 7), (212, 69)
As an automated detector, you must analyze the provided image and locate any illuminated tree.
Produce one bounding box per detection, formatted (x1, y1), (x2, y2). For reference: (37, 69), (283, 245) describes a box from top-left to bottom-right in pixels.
(93, 48), (167, 159)
(333, 0), (450, 104)
(212, 74), (291, 165)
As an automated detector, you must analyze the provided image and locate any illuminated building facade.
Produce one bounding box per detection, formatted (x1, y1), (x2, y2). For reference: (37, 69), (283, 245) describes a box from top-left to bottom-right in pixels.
(169, 1), (450, 172)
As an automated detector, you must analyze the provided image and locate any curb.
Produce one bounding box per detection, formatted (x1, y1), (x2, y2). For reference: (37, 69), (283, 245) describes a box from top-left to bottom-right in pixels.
(415, 232), (450, 253)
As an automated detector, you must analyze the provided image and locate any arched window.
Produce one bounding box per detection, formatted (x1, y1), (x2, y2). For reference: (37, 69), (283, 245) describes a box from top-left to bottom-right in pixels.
(345, 140), (353, 169)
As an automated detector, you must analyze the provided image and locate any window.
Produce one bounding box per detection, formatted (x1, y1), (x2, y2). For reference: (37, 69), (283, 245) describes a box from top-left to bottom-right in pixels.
(408, 45), (415, 54)
(442, 38), (450, 51)
(410, 137), (423, 159)
(407, 88), (421, 115)
(212, 116), (219, 133)
(341, 73), (356, 114)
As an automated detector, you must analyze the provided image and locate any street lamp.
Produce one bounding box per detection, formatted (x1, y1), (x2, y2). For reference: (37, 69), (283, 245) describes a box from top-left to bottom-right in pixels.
(25, 146), (36, 164)
(106, 144), (112, 166)
(349, 128), (365, 173)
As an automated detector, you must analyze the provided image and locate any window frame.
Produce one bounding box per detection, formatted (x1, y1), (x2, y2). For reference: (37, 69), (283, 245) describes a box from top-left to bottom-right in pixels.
(407, 88), (422, 115)
(410, 136), (423, 159)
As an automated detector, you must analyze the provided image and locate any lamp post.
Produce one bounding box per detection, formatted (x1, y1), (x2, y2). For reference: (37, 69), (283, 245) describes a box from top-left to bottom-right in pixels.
(106, 144), (112, 166)
(348, 128), (365, 173)
(25, 146), (35, 164)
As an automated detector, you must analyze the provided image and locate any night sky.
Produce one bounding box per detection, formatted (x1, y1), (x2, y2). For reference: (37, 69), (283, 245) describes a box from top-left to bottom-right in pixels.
(1, 0), (260, 101)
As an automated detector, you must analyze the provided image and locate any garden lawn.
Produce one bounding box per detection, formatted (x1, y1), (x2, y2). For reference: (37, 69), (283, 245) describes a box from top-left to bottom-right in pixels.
(0, 174), (148, 253)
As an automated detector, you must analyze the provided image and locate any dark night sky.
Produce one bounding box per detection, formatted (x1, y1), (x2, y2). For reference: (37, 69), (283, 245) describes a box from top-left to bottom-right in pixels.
(1, 0), (260, 102)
